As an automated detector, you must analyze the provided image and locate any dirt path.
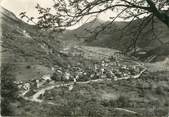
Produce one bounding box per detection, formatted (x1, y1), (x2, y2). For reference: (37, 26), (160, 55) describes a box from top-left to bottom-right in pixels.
(22, 79), (104, 103)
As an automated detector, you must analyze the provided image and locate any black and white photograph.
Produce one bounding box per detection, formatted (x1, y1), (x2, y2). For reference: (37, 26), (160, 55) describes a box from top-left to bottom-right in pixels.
(0, 0), (169, 116)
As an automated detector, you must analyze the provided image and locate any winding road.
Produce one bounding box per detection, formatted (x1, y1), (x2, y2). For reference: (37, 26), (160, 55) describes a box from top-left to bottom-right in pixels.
(21, 67), (147, 105)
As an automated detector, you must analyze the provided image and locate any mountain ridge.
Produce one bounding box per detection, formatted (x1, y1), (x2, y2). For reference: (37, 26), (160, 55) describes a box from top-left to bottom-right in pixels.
(1, 6), (169, 64)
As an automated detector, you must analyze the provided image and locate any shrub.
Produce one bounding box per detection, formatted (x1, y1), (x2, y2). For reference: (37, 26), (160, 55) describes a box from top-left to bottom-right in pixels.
(1, 63), (19, 116)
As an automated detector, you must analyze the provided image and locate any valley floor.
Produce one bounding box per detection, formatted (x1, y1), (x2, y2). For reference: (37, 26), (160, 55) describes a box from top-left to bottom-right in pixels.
(5, 45), (169, 117)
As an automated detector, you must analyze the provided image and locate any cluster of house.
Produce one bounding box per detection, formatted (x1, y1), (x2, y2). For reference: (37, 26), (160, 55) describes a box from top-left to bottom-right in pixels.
(14, 74), (54, 96)
(15, 59), (143, 95)
(51, 59), (142, 82)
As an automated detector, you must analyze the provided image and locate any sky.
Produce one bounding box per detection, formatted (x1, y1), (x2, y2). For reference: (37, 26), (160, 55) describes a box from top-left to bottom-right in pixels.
(1, 0), (54, 18)
(0, 0), (120, 29)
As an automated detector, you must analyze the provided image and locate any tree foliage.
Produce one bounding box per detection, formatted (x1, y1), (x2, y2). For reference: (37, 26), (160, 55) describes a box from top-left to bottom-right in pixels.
(20, 0), (169, 30)
(19, 0), (169, 53)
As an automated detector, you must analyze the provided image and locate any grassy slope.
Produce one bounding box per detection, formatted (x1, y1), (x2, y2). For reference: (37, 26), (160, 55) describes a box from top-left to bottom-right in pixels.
(1, 7), (62, 81)
(85, 18), (169, 50)
(14, 71), (169, 117)
(61, 18), (169, 61)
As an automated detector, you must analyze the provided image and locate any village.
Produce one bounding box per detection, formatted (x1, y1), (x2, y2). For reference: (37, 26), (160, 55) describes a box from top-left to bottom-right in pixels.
(14, 57), (146, 103)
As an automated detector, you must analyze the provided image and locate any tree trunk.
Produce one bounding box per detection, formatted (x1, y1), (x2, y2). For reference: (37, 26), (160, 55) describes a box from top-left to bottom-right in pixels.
(146, 0), (169, 28)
